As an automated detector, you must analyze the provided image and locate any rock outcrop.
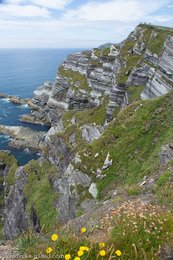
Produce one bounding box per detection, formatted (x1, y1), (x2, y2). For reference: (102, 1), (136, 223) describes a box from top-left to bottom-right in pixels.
(23, 45), (124, 125)
(80, 124), (104, 143)
(159, 144), (173, 165)
(4, 167), (29, 239)
(141, 36), (173, 99)
(0, 125), (45, 151)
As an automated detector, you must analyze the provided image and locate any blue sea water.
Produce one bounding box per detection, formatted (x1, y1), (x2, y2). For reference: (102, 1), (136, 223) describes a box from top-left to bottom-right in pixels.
(0, 48), (80, 165)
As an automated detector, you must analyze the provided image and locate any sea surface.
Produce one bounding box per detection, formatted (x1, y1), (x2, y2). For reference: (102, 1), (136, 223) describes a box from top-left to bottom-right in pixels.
(0, 48), (80, 165)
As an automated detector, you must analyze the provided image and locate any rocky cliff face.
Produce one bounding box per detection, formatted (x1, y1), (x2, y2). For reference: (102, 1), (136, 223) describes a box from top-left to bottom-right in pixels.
(24, 45), (122, 124)
(21, 24), (173, 127)
(141, 36), (173, 99)
(1, 24), (173, 240)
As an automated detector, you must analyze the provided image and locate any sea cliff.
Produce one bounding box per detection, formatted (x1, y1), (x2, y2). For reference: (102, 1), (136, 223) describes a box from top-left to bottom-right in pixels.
(1, 23), (173, 259)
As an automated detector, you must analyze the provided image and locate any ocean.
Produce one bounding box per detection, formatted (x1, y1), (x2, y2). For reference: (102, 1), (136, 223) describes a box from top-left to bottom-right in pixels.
(0, 48), (80, 165)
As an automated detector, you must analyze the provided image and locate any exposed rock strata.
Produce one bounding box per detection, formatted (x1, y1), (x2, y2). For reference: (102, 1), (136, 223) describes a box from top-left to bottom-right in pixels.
(25, 45), (123, 125)
(141, 36), (173, 99)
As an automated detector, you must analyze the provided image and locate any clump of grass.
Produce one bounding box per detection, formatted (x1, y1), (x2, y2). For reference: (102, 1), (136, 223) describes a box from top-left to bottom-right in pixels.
(127, 85), (144, 103)
(93, 48), (102, 57)
(156, 171), (170, 187)
(0, 151), (18, 185)
(15, 228), (38, 255)
(109, 200), (173, 259)
(153, 168), (173, 206)
(126, 184), (143, 196)
(102, 47), (110, 56)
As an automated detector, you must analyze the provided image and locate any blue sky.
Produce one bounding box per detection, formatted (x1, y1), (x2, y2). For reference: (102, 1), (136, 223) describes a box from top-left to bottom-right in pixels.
(0, 0), (173, 48)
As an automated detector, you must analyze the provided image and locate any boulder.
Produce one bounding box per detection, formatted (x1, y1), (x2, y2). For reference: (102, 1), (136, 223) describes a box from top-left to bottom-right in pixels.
(159, 144), (173, 165)
(80, 124), (104, 143)
(102, 153), (113, 170)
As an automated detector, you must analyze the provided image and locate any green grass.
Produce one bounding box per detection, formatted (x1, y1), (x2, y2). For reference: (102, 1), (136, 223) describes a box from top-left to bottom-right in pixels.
(126, 184), (143, 196)
(117, 36), (141, 84)
(23, 160), (58, 232)
(7, 162), (18, 185)
(63, 97), (108, 128)
(111, 200), (173, 260)
(153, 164), (173, 206)
(141, 24), (173, 55)
(90, 60), (102, 67)
(102, 47), (110, 56)
(127, 85), (144, 103)
(74, 91), (173, 199)
(0, 152), (18, 185)
(156, 171), (170, 187)
(59, 66), (91, 92)
(15, 200), (173, 260)
(93, 48), (102, 57)
(0, 152), (18, 241)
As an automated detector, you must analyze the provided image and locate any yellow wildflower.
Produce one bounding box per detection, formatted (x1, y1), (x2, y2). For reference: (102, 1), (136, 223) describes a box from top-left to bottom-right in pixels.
(74, 257), (80, 260)
(81, 227), (87, 233)
(99, 250), (106, 256)
(65, 254), (71, 260)
(46, 247), (53, 254)
(79, 246), (89, 251)
(77, 250), (84, 257)
(99, 242), (105, 248)
(51, 233), (58, 241)
(115, 250), (122, 256)
(79, 246), (85, 251)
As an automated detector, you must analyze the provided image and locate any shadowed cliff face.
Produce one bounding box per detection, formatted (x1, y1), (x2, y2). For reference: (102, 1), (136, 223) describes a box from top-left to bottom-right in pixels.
(1, 24), (173, 240)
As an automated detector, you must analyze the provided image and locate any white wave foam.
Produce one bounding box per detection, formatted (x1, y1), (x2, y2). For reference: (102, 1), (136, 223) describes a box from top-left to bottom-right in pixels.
(24, 148), (31, 154)
(0, 134), (10, 139)
(20, 104), (29, 109)
(0, 98), (10, 103)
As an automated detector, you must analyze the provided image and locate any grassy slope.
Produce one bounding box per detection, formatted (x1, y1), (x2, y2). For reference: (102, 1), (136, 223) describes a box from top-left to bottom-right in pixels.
(22, 160), (58, 232)
(60, 97), (109, 154)
(76, 91), (173, 199)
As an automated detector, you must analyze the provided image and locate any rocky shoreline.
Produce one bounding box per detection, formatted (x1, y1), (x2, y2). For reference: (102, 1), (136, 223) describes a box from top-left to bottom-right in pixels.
(0, 93), (30, 105)
(0, 124), (45, 151)
(0, 93), (49, 152)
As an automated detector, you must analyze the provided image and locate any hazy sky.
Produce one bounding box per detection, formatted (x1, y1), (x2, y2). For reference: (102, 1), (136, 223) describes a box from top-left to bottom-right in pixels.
(0, 0), (173, 48)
